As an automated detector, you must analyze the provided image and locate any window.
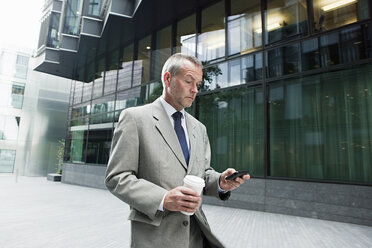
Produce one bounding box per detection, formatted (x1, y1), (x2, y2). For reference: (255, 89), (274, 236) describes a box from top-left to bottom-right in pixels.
(313, 0), (370, 32)
(198, 1), (226, 62)
(198, 86), (264, 175)
(228, 0), (262, 55)
(0, 115), (20, 140)
(11, 84), (25, 109)
(266, 0), (308, 44)
(152, 26), (172, 81)
(137, 35), (152, 84)
(176, 14), (197, 56)
(118, 44), (135, 90)
(269, 64), (372, 183)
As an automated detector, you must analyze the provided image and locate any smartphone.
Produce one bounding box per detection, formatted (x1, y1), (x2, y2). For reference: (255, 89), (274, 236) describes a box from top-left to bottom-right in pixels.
(225, 170), (250, 180)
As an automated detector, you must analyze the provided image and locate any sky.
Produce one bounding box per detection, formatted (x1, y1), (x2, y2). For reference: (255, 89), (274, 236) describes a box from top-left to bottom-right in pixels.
(0, 0), (44, 51)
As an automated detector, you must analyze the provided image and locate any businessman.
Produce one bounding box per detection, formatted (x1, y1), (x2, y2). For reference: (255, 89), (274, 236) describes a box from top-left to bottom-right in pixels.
(105, 53), (250, 248)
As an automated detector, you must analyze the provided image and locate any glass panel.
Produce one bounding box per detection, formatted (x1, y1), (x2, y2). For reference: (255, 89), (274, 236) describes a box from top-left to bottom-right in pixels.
(313, 0), (369, 32)
(0, 150), (16, 173)
(90, 112), (114, 124)
(320, 32), (340, 67)
(176, 14), (197, 56)
(93, 58), (105, 98)
(340, 26), (366, 63)
(0, 115), (20, 140)
(86, 129), (112, 164)
(88, 0), (100, 16)
(146, 81), (163, 104)
(73, 81), (83, 104)
(104, 49), (119, 95)
(228, 0), (262, 55)
(70, 130), (87, 163)
(198, 86), (264, 175)
(10, 83), (25, 109)
(198, 1), (226, 62)
(242, 53), (263, 82)
(91, 95), (115, 114)
(301, 38), (320, 71)
(118, 44), (134, 90)
(63, 0), (82, 35)
(15, 54), (29, 79)
(71, 103), (91, 119)
(152, 26), (172, 81)
(269, 64), (372, 183)
(266, 0), (307, 44)
(47, 12), (61, 48)
(267, 43), (301, 77)
(200, 63), (228, 92)
(138, 35), (152, 84)
(82, 82), (92, 102)
(115, 87), (146, 111)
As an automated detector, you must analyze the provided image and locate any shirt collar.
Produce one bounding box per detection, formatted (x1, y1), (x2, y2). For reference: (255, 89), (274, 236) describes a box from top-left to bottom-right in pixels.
(159, 97), (185, 119)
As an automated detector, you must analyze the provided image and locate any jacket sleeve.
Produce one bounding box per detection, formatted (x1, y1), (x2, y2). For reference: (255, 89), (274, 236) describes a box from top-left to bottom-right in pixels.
(105, 109), (168, 224)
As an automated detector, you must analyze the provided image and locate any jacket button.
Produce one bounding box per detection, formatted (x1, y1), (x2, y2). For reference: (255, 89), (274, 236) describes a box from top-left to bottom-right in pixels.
(183, 221), (189, 226)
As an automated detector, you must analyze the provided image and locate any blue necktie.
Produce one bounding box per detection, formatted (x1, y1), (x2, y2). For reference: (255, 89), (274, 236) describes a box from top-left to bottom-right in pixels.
(172, 111), (189, 165)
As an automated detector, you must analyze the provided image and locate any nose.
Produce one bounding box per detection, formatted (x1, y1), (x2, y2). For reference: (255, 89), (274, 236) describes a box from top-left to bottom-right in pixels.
(191, 83), (198, 94)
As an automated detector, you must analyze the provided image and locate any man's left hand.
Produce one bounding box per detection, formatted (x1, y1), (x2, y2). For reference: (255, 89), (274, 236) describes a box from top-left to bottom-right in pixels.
(219, 168), (250, 192)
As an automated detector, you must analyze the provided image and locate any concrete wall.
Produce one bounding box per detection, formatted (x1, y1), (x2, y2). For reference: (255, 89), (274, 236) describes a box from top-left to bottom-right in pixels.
(62, 163), (106, 189)
(62, 163), (372, 226)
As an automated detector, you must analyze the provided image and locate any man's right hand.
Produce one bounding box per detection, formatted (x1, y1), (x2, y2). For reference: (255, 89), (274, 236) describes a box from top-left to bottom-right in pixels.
(163, 186), (201, 213)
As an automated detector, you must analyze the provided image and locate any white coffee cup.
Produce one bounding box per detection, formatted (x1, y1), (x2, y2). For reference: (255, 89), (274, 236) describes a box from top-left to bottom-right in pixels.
(181, 175), (205, 215)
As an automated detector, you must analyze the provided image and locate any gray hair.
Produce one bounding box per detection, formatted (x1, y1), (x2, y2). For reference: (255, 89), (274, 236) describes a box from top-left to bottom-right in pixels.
(161, 53), (203, 83)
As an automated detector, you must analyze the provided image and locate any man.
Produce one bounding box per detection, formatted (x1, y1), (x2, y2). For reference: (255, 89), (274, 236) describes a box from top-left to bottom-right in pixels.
(105, 53), (250, 248)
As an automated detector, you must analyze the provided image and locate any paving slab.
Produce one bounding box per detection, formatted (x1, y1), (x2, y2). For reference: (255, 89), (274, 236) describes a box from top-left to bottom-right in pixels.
(0, 176), (371, 248)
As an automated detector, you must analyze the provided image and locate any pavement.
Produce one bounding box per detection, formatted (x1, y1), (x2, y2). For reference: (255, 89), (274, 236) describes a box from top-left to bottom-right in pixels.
(0, 176), (371, 248)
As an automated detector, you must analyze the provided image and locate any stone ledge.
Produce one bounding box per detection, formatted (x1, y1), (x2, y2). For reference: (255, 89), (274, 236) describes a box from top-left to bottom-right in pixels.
(47, 173), (62, 182)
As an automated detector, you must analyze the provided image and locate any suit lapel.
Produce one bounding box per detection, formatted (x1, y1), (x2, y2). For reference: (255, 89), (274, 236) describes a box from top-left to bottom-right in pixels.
(152, 98), (188, 170)
(185, 112), (197, 174)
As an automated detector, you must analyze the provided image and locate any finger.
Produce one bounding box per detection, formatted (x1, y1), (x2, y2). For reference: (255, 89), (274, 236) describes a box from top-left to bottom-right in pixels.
(243, 174), (250, 180)
(179, 186), (199, 196)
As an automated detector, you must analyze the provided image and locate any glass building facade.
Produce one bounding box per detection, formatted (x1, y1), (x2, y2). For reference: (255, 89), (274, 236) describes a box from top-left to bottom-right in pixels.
(50, 0), (372, 185)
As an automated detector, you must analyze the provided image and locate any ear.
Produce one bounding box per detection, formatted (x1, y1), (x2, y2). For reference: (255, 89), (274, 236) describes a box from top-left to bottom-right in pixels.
(163, 71), (171, 88)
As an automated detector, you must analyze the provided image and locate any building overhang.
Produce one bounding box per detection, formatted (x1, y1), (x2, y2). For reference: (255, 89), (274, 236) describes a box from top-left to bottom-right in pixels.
(34, 0), (143, 80)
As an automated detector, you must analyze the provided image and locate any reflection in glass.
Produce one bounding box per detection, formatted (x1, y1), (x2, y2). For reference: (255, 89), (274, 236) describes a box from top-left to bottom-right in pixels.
(86, 129), (112, 164)
(201, 63), (227, 91)
(228, 0), (262, 55)
(118, 44), (134, 90)
(88, 0), (100, 16)
(11, 84), (25, 109)
(70, 130), (87, 163)
(90, 113), (114, 125)
(269, 64), (372, 183)
(267, 43), (300, 77)
(47, 12), (61, 48)
(340, 26), (366, 63)
(82, 82), (92, 102)
(0, 149), (16, 173)
(320, 32), (340, 66)
(93, 57), (105, 98)
(91, 95), (115, 114)
(138, 35), (152, 84)
(104, 49), (119, 95)
(266, 0), (307, 44)
(242, 53), (263, 82)
(313, 0), (369, 32)
(176, 14), (196, 56)
(198, 1), (225, 62)
(115, 87), (144, 111)
(153, 26), (172, 81)
(74, 81), (83, 104)
(198, 86), (264, 175)
(301, 38), (320, 71)
(63, 0), (82, 35)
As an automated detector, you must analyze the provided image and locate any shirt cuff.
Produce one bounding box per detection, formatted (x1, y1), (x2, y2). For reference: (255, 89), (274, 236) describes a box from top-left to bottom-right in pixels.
(158, 193), (166, 211)
(217, 180), (228, 194)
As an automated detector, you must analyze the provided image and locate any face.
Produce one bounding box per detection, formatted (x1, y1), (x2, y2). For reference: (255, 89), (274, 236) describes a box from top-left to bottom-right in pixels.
(163, 60), (203, 111)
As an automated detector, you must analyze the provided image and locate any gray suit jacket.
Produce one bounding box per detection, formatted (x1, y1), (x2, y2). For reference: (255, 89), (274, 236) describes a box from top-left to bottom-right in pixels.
(105, 98), (230, 248)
